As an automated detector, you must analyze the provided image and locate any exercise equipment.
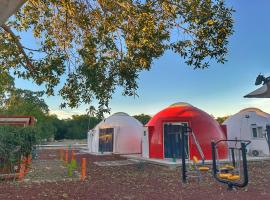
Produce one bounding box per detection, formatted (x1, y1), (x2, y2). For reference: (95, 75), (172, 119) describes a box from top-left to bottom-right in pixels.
(179, 125), (209, 183)
(211, 139), (251, 190)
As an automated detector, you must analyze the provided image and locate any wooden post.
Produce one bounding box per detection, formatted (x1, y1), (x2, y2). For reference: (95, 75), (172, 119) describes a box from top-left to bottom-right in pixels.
(81, 158), (86, 181)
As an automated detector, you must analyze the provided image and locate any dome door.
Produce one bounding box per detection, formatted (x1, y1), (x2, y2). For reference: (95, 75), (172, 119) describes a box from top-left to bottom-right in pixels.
(99, 128), (114, 153)
(163, 122), (189, 159)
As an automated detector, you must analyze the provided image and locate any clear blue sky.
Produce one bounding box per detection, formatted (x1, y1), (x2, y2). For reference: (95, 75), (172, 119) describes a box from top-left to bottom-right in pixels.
(14, 0), (270, 119)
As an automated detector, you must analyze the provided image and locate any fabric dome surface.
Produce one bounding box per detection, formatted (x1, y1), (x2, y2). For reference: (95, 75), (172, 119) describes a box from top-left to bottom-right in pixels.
(88, 112), (143, 154)
(146, 103), (228, 160)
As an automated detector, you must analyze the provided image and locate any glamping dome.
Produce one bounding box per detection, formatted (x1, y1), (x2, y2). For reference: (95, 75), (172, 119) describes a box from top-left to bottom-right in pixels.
(142, 102), (228, 160)
(88, 112), (143, 154)
(223, 108), (270, 156)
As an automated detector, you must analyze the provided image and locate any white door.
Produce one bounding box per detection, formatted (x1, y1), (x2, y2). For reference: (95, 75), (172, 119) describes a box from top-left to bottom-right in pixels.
(142, 127), (149, 158)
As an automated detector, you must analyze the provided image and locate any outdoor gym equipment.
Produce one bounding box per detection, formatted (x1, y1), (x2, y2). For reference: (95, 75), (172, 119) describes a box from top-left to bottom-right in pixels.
(211, 139), (251, 190)
(179, 125), (209, 183)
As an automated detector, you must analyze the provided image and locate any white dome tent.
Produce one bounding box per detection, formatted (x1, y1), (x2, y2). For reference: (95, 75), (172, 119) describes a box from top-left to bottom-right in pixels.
(223, 108), (270, 157)
(87, 112), (143, 154)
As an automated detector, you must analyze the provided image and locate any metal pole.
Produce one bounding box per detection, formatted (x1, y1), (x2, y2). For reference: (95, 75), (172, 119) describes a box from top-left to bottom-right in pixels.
(241, 142), (249, 187)
(211, 141), (217, 176)
(230, 148), (236, 167)
(181, 127), (186, 183)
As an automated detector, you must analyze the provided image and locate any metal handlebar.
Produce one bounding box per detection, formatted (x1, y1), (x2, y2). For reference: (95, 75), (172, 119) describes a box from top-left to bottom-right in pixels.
(213, 139), (251, 146)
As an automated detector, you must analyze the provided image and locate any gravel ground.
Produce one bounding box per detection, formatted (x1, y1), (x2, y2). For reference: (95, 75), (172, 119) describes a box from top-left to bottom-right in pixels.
(24, 160), (79, 183)
(0, 149), (270, 200)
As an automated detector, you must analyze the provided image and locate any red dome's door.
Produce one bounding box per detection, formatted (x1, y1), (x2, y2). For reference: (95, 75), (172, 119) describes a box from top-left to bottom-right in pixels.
(163, 123), (189, 159)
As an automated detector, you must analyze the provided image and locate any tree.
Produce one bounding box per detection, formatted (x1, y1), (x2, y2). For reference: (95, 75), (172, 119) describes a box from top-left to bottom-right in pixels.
(65, 115), (99, 139)
(0, 89), (54, 140)
(0, 0), (234, 117)
(1, 89), (49, 114)
(216, 116), (229, 124)
(51, 115), (68, 140)
(133, 114), (151, 125)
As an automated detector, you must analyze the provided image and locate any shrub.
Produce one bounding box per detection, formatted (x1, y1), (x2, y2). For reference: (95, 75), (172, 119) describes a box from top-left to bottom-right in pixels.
(0, 126), (38, 174)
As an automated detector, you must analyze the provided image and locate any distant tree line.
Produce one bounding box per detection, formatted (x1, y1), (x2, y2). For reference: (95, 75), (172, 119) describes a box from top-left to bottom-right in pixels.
(216, 116), (229, 124)
(133, 114), (151, 125)
(2, 88), (230, 139)
(53, 115), (100, 140)
(0, 89), (152, 140)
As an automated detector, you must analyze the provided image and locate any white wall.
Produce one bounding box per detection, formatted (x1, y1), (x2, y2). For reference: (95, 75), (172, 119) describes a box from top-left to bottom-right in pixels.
(224, 109), (270, 156)
(142, 127), (149, 158)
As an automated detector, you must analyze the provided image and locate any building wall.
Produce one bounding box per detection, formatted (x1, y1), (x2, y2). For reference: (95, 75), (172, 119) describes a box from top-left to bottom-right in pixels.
(224, 110), (270, 156)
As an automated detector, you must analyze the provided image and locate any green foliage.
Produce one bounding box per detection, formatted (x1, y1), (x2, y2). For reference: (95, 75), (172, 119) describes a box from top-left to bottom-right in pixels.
(0, 0), (234, 117)
(51, 116), (67, 140)
(0, 72), (14, 106)
(0, 126), (38, 173)
(2, 89), (49, 114)
(0, 89), (55, 140)
(64, 115), (99, 140)
(216, 116), (229, 124)
(70, 159), (77, 169)
(52, 115), (100, 140)
(67, 159), (77, 177)
(133, 114), (151, 125)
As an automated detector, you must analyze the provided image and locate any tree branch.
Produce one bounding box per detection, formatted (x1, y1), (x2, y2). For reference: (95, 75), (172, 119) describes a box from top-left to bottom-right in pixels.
(1, 24), (35, 72)
(175, 24), (196, 35)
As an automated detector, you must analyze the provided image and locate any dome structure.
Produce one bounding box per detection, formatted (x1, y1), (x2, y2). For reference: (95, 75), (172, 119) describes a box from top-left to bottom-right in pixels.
(142, 103), (228, 160)
(238, 108), (270, 118)
(223, 108), (270, 156)
(88, 112), (143, 154)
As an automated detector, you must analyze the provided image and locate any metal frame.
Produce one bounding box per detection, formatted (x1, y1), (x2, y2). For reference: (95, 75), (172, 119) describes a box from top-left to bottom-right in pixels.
(178, 125), (206, 183)
(211, 139), (251, 190)
(179, 125), (194, 183)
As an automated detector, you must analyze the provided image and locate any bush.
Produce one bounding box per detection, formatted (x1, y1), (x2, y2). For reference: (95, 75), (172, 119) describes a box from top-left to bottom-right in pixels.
(0, 126), (38, 174)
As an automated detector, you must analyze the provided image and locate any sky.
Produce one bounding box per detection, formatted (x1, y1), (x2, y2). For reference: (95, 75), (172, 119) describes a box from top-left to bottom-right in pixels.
(14, 0), (270, 119)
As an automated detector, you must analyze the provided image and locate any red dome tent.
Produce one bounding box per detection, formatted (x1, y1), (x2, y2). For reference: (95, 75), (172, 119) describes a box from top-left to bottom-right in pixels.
(143, 102), (228, 160)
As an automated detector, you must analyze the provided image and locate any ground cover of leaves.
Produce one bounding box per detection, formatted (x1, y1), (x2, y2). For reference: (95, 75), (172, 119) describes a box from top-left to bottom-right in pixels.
(0, 149), (270, 200)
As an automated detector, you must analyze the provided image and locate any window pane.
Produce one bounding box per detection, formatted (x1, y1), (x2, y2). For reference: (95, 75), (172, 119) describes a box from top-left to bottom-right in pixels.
(252, 128), (257, 138)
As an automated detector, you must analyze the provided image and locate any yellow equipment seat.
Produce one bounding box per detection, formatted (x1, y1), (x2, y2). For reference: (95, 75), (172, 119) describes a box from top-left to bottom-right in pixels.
(192, 156), (199, 164)
(192, 156), (209, 171)
(198, 166), (210, 171)
(220, 165), (234, 170)
(227, 175), (240, 181)
(219, 173), (232, 179)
